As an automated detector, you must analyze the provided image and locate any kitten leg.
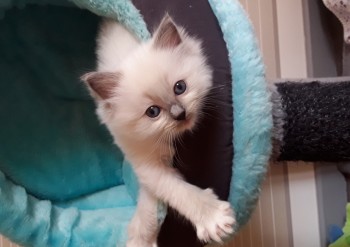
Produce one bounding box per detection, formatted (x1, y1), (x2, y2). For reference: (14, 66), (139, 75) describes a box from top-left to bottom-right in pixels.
(127, 186), (159, 247)
(134, 164), (235, 244)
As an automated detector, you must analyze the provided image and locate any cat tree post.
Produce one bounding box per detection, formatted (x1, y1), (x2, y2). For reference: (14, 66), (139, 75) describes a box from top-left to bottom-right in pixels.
(272, 77), (350, 163)
(271, 78), (350, 243)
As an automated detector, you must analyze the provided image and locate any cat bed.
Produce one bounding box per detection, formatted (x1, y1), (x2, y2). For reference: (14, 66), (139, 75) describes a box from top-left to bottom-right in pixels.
(0, 0), (272, 246)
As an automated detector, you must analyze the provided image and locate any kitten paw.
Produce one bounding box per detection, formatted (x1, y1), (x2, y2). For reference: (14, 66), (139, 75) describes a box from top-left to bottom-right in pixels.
(127, 215), (158, 247)
(195, 189), (236, 243)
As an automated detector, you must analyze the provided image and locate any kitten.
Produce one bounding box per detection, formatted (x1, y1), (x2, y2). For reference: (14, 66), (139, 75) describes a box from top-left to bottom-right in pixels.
(82, 15), (235, 247)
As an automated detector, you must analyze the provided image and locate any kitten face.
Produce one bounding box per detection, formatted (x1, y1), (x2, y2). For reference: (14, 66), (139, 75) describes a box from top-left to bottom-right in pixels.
(82, 15), (212, 145)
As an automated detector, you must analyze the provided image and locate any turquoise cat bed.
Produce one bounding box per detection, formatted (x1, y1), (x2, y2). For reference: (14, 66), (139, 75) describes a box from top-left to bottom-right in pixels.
(0, 0), (272, 246)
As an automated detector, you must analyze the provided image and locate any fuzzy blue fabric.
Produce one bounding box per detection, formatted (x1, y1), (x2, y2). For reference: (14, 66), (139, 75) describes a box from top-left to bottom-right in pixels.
(0, 2), (142, 247)
(0, 0), (271, 246)
(208, 0), (272, 230)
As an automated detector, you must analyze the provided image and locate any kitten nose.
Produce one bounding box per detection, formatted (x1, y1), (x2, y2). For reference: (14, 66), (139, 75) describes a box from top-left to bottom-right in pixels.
(175, 110), (186, 121)
(170, 104), (186, 121)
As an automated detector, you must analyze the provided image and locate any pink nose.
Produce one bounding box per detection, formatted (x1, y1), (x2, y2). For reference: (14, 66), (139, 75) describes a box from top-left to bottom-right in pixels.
(174, 110), (186, 121)
(170, 104), (186, 121)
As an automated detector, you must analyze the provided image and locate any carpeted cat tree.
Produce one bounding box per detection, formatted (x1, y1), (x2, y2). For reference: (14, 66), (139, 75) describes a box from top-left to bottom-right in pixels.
(1, 0), (349, 247)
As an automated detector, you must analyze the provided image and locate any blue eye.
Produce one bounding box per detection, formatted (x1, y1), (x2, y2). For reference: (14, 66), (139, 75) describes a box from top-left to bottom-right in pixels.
(145, 105), (161, 118)
(174, 80), (186, 95)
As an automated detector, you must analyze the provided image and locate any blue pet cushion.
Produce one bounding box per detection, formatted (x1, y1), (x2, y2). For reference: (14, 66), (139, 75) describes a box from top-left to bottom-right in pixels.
(0, 3), (140, 246)
(0, 0), (272, 246)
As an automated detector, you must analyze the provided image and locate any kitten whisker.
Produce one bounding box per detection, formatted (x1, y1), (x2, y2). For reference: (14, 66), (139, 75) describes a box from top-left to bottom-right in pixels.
(202, 95), (233, 106)
(172, 150), (186, 170)
(176, 134), (186, 149)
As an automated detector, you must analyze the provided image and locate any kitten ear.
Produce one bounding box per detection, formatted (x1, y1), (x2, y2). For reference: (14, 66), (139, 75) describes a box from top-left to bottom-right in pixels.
(81, 71), (120, 100)
(153, 14), (182, 49)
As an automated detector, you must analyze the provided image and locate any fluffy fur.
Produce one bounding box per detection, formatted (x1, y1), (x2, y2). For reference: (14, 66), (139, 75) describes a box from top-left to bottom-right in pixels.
(82, 15), (235, 246)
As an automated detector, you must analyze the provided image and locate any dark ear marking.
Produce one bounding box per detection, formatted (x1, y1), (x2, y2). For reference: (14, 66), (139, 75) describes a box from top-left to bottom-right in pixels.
(81, 71), (120, 100)
(153, 14), (182, 49)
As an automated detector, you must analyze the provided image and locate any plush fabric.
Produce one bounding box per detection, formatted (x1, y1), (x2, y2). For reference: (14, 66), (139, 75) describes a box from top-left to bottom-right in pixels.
(0, 3), (123, 202)
(0, 0), (272, 246)
(208, 0), (272, 230)
(0, 171), (135, 247)
(0, 3), (140, 247)
(71, 0), (150, 41)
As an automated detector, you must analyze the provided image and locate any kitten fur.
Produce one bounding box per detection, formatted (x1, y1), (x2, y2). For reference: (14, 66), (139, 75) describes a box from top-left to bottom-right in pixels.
(82, 15), (235, 247)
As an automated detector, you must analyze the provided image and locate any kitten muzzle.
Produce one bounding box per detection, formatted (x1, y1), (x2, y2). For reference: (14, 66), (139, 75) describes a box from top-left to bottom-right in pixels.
(170, 104), (186, 121)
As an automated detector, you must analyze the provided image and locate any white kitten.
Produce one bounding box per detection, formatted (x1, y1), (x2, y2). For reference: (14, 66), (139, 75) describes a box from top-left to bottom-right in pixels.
(82, 15), (235, 247)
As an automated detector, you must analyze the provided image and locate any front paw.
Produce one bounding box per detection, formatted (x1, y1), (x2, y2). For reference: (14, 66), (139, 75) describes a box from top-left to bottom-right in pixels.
(127, 216), (157, 247)
(195, 189), (236, 244)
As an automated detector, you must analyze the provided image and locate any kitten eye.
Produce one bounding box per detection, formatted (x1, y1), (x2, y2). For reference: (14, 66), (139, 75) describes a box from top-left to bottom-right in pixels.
(145, 105), (161, 118)
(174, 80), (186, 95)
